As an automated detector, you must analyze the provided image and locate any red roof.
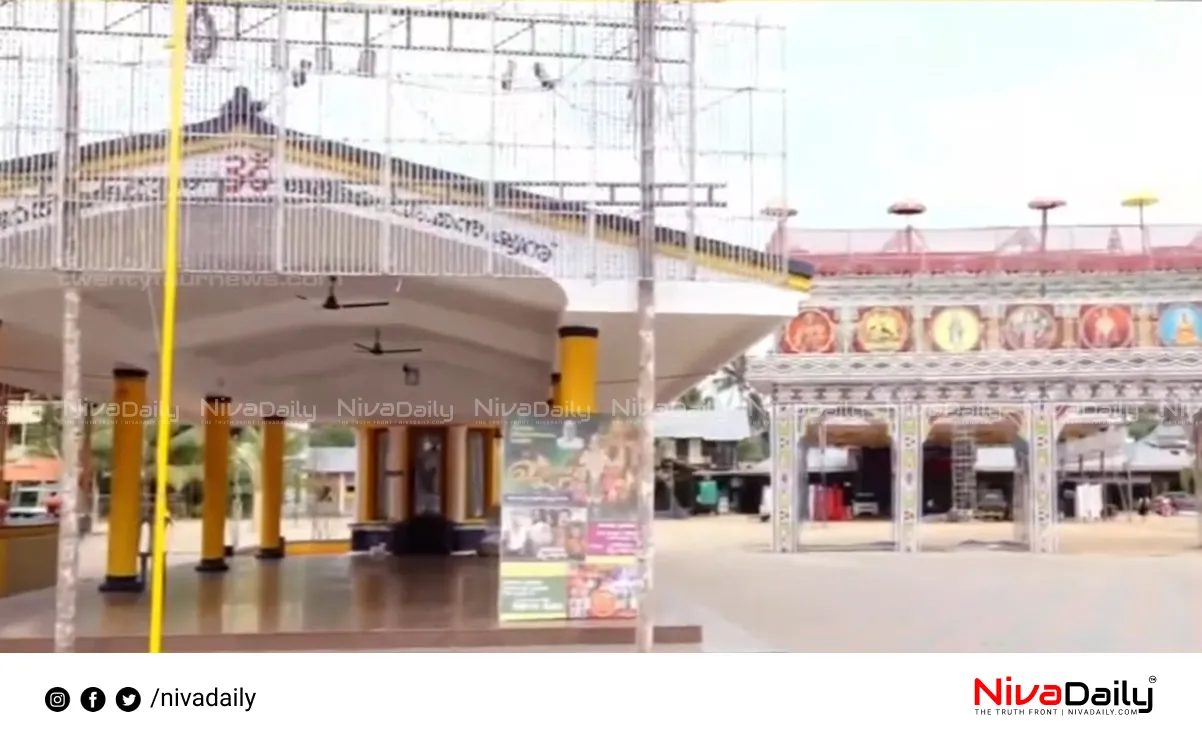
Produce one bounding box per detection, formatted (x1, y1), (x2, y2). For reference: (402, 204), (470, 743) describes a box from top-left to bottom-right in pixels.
(3, 458), (61, 483)
(768, 224), (1202, 276)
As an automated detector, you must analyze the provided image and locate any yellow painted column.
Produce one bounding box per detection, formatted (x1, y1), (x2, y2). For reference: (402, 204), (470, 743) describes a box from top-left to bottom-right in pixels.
(489, 426), (502, 512)
(388, 425), (409, 521)
(197, 395), (231, 573)
(356, 425), (380, 522)
(549, 372), (561, 407)
(447, 424), (467, 522)
(256, 415), (286, 560)
(558, 325), (599, 414)
(100, 368), (147, 593)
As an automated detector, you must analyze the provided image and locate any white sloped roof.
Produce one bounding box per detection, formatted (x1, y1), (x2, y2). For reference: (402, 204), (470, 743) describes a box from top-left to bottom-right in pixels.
(977, 441), (1192, 474)
(654, 408), (750, 442)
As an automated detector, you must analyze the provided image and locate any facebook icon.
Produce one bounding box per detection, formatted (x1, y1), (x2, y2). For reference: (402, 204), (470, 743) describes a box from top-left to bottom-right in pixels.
(80, 687), (106, 712)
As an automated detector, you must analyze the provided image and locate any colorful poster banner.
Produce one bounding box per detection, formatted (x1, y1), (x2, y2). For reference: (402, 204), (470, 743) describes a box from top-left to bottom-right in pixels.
(498, 415), (640, 623)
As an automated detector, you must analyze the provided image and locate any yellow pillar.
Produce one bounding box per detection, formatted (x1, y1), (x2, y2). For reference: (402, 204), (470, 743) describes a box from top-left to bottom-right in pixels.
(256, 415), (286, 559)
(549, 372), (561, 407)
(388, 425), (409, 521)
(100, 368), (147, 593)
(356, 425), (380, 522)
(489, 426), (502, 512)
(558, 325), (599, 414)
(447, 424), (467, 521)
(197, 395), (231, 573)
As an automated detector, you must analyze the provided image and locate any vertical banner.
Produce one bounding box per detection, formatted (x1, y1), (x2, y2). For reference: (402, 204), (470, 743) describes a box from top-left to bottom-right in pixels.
(499, 416), (640, 622)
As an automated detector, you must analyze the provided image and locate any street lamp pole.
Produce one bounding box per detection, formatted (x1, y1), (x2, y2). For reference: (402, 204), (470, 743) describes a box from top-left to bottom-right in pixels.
(1121, 192), (1158, 254)
(1027, 198), (1065, 253)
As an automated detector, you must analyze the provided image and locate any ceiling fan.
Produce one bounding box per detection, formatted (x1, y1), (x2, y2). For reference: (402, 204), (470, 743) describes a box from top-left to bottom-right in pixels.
(354, 328), (421, 356)
(296, 276), (390, 311)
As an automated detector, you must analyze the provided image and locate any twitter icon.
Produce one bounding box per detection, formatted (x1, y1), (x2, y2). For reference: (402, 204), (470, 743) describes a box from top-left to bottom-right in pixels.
(115, 687), (141, 712)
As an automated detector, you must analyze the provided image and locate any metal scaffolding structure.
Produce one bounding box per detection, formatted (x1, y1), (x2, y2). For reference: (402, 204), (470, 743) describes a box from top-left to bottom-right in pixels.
(1, 0), (792, 651)
(0, 0), (788, 281)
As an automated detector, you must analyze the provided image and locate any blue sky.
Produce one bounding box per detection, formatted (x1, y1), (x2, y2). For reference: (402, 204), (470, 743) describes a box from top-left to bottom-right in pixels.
(777, 2), (1202, 228)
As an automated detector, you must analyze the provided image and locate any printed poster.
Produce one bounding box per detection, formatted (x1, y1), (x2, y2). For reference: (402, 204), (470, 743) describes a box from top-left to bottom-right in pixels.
(498, 415), (641, 622)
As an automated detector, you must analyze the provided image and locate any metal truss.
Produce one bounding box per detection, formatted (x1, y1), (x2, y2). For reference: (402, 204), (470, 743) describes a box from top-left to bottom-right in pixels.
(0, 1), (690, 64)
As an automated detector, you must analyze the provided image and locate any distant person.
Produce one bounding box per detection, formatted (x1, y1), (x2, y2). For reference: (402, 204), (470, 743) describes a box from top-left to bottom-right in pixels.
(1137, 496), (1150, 520)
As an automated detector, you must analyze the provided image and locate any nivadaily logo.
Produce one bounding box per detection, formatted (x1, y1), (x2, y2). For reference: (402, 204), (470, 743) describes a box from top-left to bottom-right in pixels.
(974, 676), (1154, 715)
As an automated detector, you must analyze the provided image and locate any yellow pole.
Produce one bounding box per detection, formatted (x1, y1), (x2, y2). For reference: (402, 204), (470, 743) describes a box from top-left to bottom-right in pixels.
(198, 396), (232, 570)
(257, 416), (286, 559)
(99, 369), (147, 593)
(557, 326), (599, 415)
(356, 426), (379, 522)
(147, 0), (189, 654)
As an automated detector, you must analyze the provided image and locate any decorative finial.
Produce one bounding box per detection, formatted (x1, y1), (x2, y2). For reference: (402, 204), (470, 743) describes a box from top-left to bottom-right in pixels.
(220, 86), (266, 120)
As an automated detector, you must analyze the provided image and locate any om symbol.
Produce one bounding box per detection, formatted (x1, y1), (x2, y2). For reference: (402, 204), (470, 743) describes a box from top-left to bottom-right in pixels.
(223, 152), (272, 197)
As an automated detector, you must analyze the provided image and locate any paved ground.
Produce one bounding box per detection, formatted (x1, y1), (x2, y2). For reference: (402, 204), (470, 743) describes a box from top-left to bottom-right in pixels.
(71, 516), (353, 580)
(21, 514), (1202, 652)
(655, 516), (1202, 652)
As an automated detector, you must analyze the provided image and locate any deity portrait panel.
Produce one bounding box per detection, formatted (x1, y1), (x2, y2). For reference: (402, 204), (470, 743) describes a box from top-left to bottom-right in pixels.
(779, 308), (837, 354)
(1078, 304), (1134, 349)
(853, 307), (911, 352)
(1157, 303), (1202, 347)
(1001, 304), (1060, 350)
(928, 306), (982, 353)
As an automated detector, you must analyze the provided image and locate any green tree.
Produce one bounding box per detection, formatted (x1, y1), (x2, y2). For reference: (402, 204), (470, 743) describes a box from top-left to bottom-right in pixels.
(308, 425), (355, 447)
(735, 435), (765, 463)
(677, 387), (711, 410)
(230, 425), (307, 512)
(1126, 415), (1160, 441)
(714, 354), (769, 433)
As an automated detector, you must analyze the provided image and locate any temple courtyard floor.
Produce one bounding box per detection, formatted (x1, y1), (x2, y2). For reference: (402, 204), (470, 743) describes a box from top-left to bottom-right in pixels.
(2, 515), (1198, 652)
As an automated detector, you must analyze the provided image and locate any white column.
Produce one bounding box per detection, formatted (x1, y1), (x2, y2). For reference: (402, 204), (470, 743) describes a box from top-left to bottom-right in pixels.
(770, 402), (798, 553)
(1028, 403), (1058, 553)
(892, 403), (922, 553)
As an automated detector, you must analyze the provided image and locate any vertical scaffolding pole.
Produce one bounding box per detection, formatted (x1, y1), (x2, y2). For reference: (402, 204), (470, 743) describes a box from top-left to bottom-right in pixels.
(587, 6), (599, 281)
(274, 1), (289, 273)
(486, 9), (497, 277)
(379, 5), (395, 274)
(633, 0), (658, 654)
(52, 0), (82, 654)
(684, 2), (697, 276)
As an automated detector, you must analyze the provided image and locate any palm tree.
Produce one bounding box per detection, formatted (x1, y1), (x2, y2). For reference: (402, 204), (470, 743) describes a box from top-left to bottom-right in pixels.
(677, 387), (711, 410)
(714, 354), (769, 433)
(229, 425), (307, 528)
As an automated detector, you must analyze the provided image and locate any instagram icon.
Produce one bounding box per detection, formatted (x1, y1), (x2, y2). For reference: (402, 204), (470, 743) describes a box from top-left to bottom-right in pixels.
(44, 687), (71, 712)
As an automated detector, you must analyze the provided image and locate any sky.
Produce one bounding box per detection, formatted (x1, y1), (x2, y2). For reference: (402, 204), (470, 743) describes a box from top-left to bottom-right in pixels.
(776, 2), (1202, 229)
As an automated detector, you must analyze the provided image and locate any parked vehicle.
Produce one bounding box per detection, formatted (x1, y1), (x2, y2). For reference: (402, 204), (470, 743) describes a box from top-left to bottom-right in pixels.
(1159, 491), (1198, 514)
(975, 490), (1009, 521)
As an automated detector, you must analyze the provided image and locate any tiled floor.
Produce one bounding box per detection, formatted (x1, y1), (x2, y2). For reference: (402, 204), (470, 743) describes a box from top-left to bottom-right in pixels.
(0, 556), (701, 651)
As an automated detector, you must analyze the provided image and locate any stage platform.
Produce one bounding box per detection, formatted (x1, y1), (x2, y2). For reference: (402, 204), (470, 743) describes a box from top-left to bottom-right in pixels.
(0, 555), (701, 652)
